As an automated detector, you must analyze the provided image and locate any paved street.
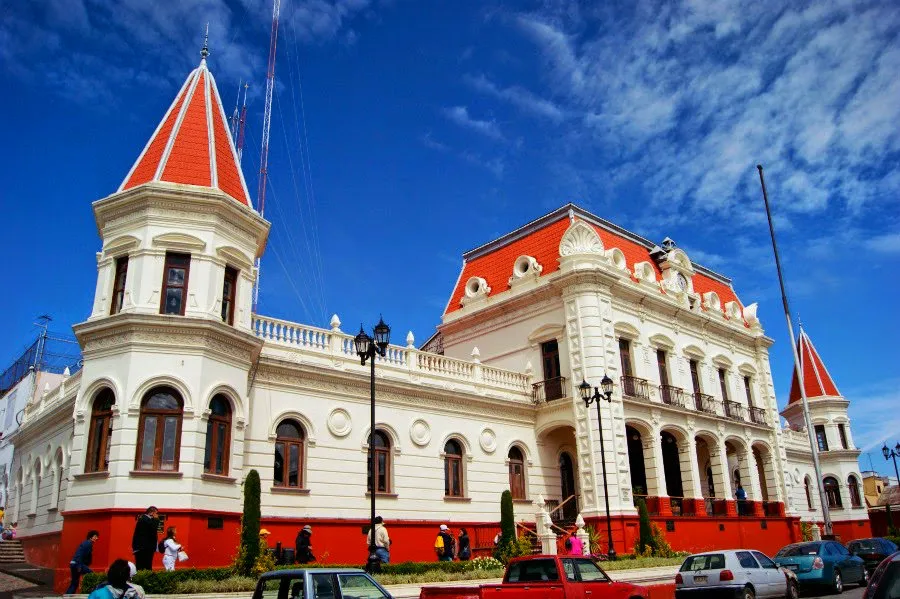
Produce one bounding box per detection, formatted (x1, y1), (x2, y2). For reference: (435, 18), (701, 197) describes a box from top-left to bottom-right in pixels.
(805, 586), (865, 599)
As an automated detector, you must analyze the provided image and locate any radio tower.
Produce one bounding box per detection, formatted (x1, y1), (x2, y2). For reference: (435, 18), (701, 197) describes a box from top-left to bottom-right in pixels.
(229, 81), (242, 139)
(254, 0), (281, 310)
(236, 82), (249, 163)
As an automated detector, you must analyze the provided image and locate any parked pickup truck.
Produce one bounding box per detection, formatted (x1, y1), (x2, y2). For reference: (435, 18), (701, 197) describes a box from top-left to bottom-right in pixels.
(252, 568), (394, 599)
(420, 555), (650, 599)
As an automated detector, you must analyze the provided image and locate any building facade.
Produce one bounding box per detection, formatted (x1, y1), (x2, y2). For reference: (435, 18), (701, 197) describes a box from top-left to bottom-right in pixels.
(5, 52), (869, 590)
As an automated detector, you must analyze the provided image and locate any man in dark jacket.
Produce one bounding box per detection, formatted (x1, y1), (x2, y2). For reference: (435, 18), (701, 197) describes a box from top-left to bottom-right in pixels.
(295, 525), (314, 563)
(66, 530), (99, 594)
(131, 506), (159, 570)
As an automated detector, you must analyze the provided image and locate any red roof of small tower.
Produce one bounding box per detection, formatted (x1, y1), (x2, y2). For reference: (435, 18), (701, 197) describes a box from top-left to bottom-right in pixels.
(788, 329), (841, 403)
(119, 54), (252, 208)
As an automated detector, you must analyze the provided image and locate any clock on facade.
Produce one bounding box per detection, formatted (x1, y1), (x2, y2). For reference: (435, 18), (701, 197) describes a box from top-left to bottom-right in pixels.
(676, 273), (688, 292)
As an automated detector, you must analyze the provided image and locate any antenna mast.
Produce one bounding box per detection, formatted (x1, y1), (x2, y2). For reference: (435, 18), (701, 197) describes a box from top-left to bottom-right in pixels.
(230, 81), (242, 139)
(254, 0), (281, 311)
(237, 82), (249, 163)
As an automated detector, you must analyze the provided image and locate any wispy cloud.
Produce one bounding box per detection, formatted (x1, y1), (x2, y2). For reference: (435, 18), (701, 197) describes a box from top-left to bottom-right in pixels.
(442, 106), (505, 141)
(864, 233), (900, 255)
(846, 378), (900, 454)
(463, 74), (564, 122)
(419, 132), (505, 178)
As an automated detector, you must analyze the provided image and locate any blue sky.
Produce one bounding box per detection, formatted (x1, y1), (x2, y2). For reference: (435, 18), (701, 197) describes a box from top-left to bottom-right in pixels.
(1, 0), (898, 477)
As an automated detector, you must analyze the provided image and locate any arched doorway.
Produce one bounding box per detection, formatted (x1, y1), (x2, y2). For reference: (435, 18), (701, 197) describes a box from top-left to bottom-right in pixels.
(559, 452), (578, 522)
(660, 431), (684, 498)
(626, 426), (648, 497)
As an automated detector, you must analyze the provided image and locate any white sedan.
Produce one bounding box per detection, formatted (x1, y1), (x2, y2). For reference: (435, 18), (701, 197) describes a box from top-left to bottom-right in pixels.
(676, 549), (799, 599)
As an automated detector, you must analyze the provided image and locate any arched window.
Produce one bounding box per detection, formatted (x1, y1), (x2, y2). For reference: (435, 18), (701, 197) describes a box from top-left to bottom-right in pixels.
(823, 476), (842, 508)
(444, 439), (464, 497)
(51, 449), (64, 510)
(508, 447), (526, 500)
(204, 395), (232, 476)
(136, 387), (183, 471)
(804, 476), (813, 509)
(29, 459), (41, 515)
(274, 420), (304, 488)
(85, 389), (115, 473)
(848, 476), (862, 508)
(367, 431), (391, 494)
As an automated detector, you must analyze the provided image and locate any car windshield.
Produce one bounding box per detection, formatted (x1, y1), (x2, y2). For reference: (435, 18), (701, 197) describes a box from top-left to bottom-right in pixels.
(849, 540), (881, 552)
(776, 544), (820, 557)
(680, 554), (726, 571)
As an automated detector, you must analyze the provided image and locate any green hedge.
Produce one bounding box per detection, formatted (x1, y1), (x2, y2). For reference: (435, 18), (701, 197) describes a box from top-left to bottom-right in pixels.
(82, 561), (474, 592)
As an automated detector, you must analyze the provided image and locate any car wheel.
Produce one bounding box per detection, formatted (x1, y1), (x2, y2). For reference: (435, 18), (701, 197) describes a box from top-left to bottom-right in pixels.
(859, 568), (869, 587)
(786, 580), (798, 599)
(832, 570), (843, 594)
(743, 585), (755, 599)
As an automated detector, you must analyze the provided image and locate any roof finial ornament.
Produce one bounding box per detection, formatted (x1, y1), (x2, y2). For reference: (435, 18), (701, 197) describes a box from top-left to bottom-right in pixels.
(200, 22), (210, 62)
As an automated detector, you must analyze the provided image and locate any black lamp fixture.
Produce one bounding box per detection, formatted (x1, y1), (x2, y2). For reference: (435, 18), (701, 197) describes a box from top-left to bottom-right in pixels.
(356, 316), (391, 573)
(579, 374), (617, 561)
(883, 441), (900, 484)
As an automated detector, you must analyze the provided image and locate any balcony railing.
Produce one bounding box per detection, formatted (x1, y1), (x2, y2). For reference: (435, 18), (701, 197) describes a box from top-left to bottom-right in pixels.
(659, 384), (687, 407)
(621, 375), (650, 400)
(533, 376), (567, 403)
(705, 498), (728, 516)
(724, 400), (745, 421)
(763, 501), (781, 517)
(693, 392), (718, 415)
(749, 406), (768, 426)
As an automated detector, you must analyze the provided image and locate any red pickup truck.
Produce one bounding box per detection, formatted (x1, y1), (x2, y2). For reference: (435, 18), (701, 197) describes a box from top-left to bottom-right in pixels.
(419, 555), (650, 599)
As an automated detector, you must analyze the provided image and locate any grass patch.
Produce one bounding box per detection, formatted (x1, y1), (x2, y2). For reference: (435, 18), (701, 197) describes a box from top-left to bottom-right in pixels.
(175, 576), (257, 593)
(601, 556), (684, 571)
(375, 569), (506, 585)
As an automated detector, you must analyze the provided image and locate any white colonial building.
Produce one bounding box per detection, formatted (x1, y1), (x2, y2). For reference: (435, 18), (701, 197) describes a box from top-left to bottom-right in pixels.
(3, 49), (869, 588)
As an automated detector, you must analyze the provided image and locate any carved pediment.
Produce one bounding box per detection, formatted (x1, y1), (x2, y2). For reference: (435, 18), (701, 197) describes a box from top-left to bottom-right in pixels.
(151, 232), (207, 251)
(102, 234), (141, 257)
(215, 245), (254, 270)
(559, 221), (604, 257)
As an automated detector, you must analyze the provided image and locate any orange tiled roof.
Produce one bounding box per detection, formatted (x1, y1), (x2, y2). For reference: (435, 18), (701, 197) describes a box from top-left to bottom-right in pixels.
(445, 205), (742, 317)
(788, 329), (841, 403)
(119, 58), (252, 207)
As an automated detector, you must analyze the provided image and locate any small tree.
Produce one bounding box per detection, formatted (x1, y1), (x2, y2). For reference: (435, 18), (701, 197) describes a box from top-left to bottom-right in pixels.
(635, 497), (655, 555)
(493, 491), (519, 562)
(238, 469), (262, 576)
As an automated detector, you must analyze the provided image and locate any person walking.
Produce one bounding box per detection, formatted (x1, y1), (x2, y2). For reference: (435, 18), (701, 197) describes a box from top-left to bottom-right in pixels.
(295, 525), (314, 564)
(66, 530), (99, 594)
(457, 528), (471, 561)
(366, 516), (391, 563)
(434, 524), (455, 562)
(131, 506), (159, 571)
(161, 526), (184, 572)
(565, 532), (583, 556)
(735, 484), (747, 516)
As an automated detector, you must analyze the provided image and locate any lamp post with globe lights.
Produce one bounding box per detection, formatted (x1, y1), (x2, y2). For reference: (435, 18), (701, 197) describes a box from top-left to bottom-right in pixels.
(579, 375), (617, 561)
(354, 317), (390, 573)
(883, 442), (900, 484)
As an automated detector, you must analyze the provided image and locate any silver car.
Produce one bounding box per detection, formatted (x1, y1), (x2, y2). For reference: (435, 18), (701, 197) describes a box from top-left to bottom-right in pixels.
(676, 549), (799, 599)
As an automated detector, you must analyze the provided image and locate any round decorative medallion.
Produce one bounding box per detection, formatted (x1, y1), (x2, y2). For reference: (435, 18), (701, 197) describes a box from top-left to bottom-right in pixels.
(410, 419), (431, 447)
(479, 428), (497, 453)
(327, 408), (352, 437)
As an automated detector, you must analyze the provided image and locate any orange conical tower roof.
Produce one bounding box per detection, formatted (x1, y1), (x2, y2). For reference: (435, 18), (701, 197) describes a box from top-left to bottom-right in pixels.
(788, 328), (841, 403)
(119, 44), (252, 208)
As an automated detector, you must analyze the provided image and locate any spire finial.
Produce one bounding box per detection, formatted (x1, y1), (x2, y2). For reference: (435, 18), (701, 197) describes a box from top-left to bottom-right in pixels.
(200, 23), (210, 61)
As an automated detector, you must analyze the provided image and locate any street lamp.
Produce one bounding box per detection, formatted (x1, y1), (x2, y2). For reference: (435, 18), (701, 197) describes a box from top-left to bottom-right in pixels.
(355, 316), (390, 573)
(882, 442), (900, 484)
(579, 375), (617, 561)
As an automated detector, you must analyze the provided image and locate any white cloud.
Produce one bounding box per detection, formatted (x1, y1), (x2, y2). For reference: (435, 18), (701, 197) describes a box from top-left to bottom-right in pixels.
(464, 74), (565, 122)
(864, 233), (900, 255)
(846, 378), (900, 453)
(442, 106), (505, 142)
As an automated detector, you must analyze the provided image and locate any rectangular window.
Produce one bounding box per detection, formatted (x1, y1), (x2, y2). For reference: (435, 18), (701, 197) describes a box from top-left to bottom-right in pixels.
(718, 368), (730, 401)
(110, 257), (129, 315)
(815, 425), (829, 452)
(838, 424), (848, 449)
(540, 340), (563, 400)
(160, 253), (191, 315)
(221, 266), (238, 325)
(689, 360), (701, 394)
(207, 517), (224, 530)
(619, 338), (633, 377)
(743, 376), (754, 407)
(656, 350), (669, 386)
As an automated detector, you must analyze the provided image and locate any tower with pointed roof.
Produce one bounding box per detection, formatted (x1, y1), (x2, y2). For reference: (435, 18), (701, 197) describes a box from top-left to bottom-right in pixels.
(780, 327), (869, 538)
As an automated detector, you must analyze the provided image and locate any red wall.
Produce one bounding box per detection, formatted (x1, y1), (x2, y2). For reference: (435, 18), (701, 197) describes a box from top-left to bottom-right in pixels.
(830, 519), (873, 542)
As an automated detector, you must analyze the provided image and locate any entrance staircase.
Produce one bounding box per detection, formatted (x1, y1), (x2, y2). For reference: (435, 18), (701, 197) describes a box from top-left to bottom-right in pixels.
(0, 539), (26, 563)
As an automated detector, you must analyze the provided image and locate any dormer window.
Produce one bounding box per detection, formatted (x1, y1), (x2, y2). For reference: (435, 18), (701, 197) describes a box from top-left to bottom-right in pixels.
(221, 267), (238, 325)
(110, 257), (129, 315)
(160, 253), (191, 315)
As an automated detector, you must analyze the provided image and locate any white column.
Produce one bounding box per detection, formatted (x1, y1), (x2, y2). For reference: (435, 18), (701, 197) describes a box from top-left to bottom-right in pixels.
(683, 435), (703, 499)
(649, 427), (668, 497)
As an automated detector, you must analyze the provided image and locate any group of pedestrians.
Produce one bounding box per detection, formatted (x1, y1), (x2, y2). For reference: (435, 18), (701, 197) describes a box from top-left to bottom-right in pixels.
(66, 506), (187, 596)
(434, 525), (471, 561)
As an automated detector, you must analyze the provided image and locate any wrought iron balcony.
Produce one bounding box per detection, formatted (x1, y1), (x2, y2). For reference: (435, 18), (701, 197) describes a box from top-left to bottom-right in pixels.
(659, 384), (687, 407)
(749, 406), (768, 426)
(621, 375), (650, 400)
(724, 400), (746, 421)
(693, 392), (718, 415)
(532, 376), (567, 404)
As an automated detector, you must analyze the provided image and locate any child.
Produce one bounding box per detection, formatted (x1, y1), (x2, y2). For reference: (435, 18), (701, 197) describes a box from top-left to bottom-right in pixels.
(161, 527), (185, 571)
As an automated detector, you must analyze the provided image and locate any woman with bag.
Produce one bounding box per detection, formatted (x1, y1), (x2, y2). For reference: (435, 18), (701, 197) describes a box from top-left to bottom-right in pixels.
(161, 527), (186, 571)
(457, 528), (471, 561)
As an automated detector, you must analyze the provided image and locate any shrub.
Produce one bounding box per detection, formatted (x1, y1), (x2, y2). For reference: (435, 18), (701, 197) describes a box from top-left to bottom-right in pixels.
(635, 498), (656, 555)
(800, 522), (814, 542)
(238, 469), (262, 576)
(464, 556), (504, 572)
(82, 567), (237, 594)
(499, 491), (515, 546)
(175, 576), (256, 593)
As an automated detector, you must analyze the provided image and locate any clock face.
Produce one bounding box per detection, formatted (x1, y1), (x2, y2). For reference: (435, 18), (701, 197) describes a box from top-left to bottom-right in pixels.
(676, 273), (688, 292)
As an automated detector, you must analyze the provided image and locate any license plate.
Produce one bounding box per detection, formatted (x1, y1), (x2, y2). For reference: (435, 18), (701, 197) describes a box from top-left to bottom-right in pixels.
(786, 565), (798, 571)
(694, 576), (707, 584)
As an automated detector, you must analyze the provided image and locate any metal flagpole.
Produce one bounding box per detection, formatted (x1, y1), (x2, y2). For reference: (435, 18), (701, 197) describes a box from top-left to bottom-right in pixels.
(756, 165), (833, 535)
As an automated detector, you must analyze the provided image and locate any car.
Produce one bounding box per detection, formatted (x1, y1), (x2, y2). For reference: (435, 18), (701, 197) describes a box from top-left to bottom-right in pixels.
(675, 549), (799, 599)
(862, 550), (900, 599)
(849, 538), (900, 573)
(252, 568), (394, 599)
(773, 540), (867, 594)
(419, 555), (649, 599)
